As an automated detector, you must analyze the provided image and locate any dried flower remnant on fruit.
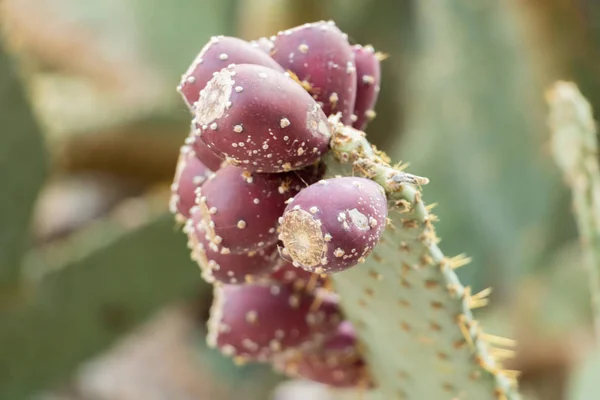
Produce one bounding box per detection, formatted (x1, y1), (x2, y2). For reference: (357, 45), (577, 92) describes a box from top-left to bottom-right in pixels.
(280, 208), (325, 269)
(195, 69), (235, 127)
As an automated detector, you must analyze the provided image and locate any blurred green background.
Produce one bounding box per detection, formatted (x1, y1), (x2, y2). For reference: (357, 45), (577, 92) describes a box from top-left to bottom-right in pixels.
(1, 0), (600, 399)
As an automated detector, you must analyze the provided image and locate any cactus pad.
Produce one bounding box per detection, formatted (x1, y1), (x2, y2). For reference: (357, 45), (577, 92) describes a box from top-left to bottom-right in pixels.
(324, 121), (521, 400)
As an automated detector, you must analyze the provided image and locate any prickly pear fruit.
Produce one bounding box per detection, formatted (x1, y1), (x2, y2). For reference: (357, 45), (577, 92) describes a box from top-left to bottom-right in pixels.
(271, 21), (357, 124)
(207, 282), (343, 362)
(196, 165), (319, 254)
(273, 321), (372, 388)
(279, 177), (388, 273)
(169, 144), (213, 221)
(186, 215), (279, 284)
(178, 36), (284, 110)
(185, 130), (224, 172)
(194, 64), (331, 173)
(351, 45), (381, 131)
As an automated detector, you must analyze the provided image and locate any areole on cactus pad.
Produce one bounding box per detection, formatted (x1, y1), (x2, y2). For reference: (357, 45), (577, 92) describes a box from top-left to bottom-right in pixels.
(170, 19), (523, 400)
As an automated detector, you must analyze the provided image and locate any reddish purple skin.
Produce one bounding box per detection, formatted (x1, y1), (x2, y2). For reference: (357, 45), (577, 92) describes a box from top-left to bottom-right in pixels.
(196, 165), (320, 254)
(194, 64), (331, 173)
(308, 292), (345, 336)
(169, 144), (213, 220)
(178, 36), (284, 110)
(185, 131), (224, 172)
(280, 177), (388, 273)
(271, 21), (357, 124)
(322, 320), (358, 354)
(351, 45), (381, 131)
(267, 259), (325, 289)
(208, 283), (342, 361)
(187, 215), (279, 284)
(273, 321), (372, 388)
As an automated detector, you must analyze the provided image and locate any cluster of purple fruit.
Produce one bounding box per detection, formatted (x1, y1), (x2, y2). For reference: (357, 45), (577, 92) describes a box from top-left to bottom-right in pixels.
(170, 21), (388, 388)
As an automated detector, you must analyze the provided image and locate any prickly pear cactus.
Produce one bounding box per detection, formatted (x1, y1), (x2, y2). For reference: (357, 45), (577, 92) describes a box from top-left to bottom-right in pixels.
(324, 121), (521, 400)
(170, 20), (522, 400)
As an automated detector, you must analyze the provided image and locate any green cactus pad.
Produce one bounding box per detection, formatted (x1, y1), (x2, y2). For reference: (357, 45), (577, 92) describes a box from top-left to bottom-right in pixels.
(0, 35), (48, 285)
(325, 120), (522, 400)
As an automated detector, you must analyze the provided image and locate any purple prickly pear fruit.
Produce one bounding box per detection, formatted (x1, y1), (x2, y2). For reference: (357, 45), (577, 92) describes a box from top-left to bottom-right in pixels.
(178, 36), (284, 110)
(273, 321), (372, 388)
(186, 213), (279, 284)
(194, 64), (331, 173)
(279, 177), (388, 273)
(351, 44), (381, 131)
(169, 144), (213, 221)
(207, 282), (343, 362)
(271, 21), (357, 124)
(186, 130), (224, 172)
(195, 164), (321, 254)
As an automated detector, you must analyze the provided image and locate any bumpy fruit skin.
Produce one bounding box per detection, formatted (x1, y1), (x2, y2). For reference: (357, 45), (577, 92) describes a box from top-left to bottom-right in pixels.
(186, 130), (224, 172)
(273, 321), (372, 388)
(169, 144), (214, 221)
(279, 177), (388, 273)
(194, 64), (331, 173)
(178, 36), (284, 110)
(271, 21), (357, 124)
(186, 215), (279, 284)
(351, 45), (381, 131)
(196, 164), (323, 254)
(207, 282), (343, 362)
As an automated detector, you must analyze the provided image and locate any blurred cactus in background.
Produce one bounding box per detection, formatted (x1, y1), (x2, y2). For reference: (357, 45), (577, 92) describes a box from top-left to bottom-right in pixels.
(1, 0), (600, 399)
